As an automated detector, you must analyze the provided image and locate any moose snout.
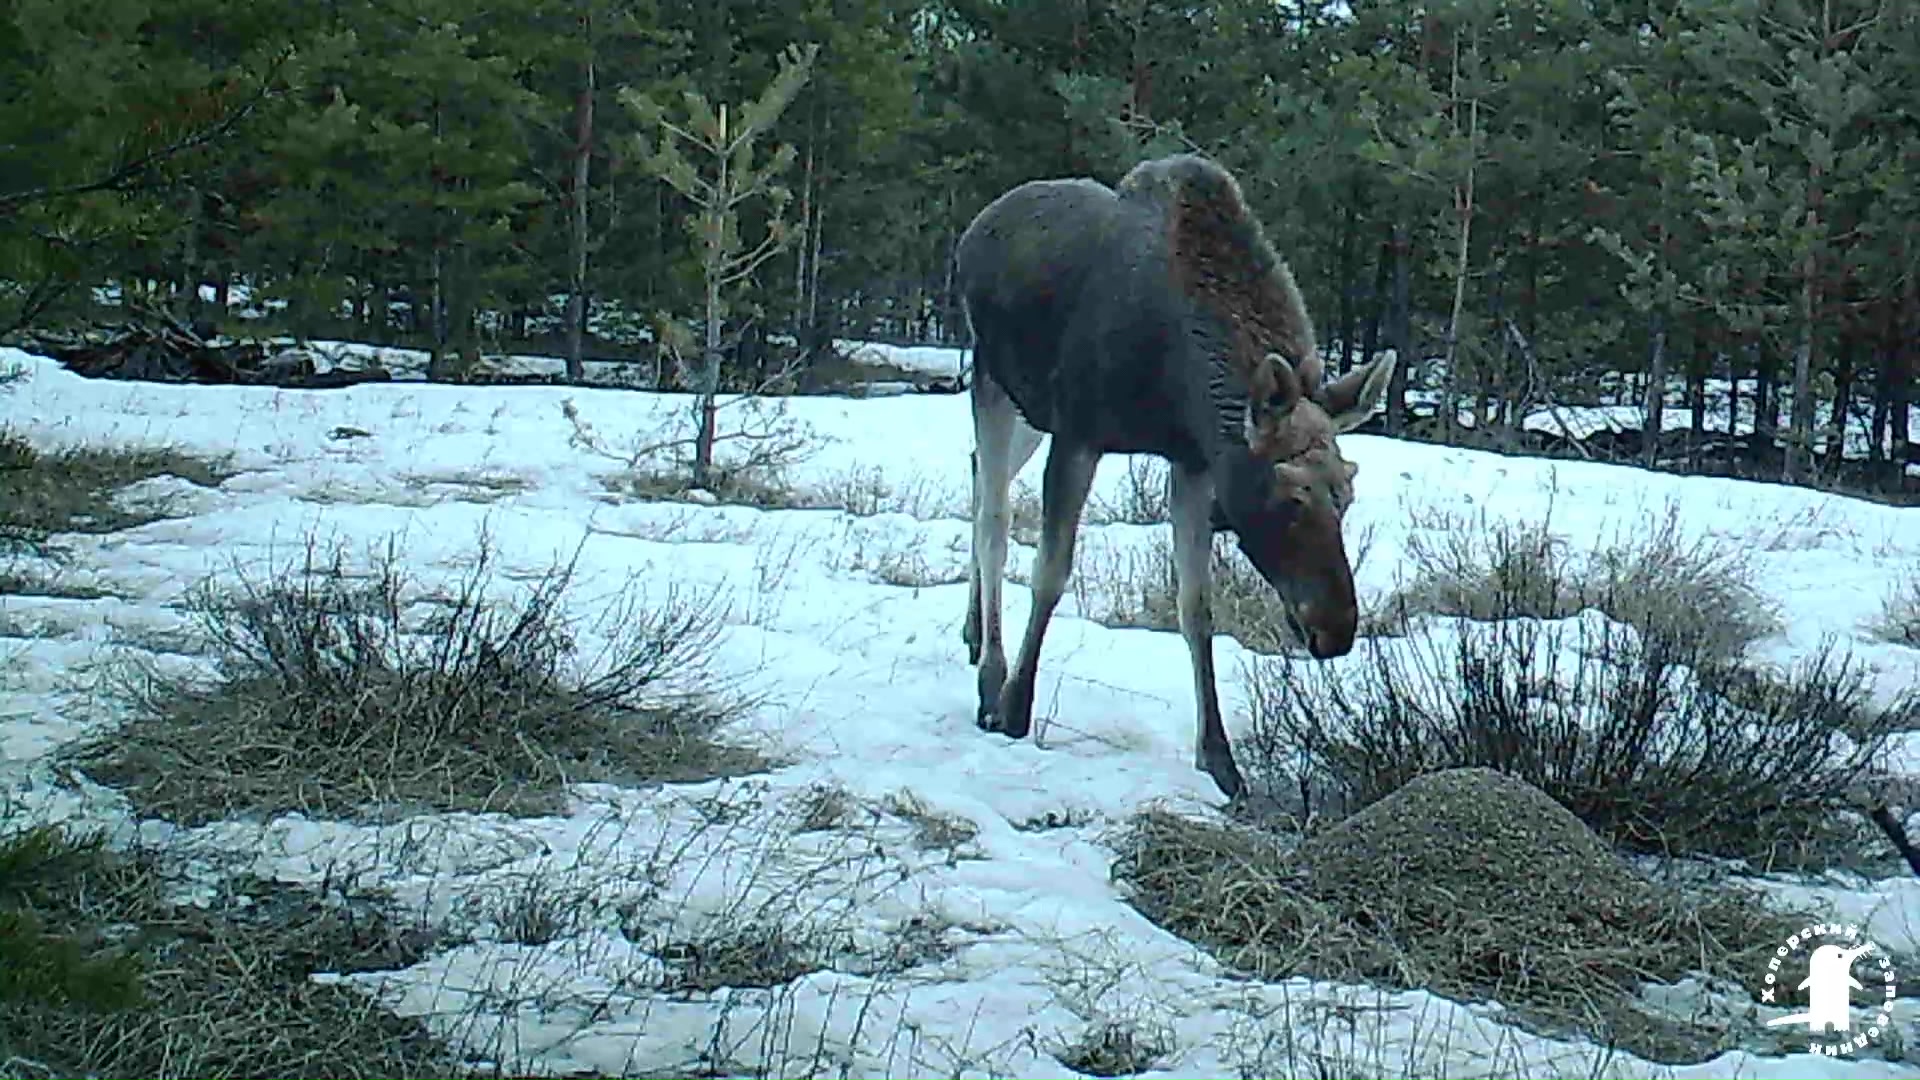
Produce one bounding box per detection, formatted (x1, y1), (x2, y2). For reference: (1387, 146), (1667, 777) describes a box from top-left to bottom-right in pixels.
(1296, 602), (1357, 660)
(1276, 590), (1357, 660)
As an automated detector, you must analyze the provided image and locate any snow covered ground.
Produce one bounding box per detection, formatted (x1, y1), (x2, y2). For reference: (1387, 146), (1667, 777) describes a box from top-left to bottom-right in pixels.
(2, 341), (1919, 1078)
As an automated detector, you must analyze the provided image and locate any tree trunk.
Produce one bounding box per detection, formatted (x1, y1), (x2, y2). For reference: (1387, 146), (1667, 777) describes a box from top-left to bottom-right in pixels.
(1642, 310), (1667, 469)
(450, 206), (478, 377)
(426, 99), (450, 380)
(1869, 298), (1893, 468)
(1785, 188), (1820, 484)
(564, 14), (595, 385)
(794, 123), (813, 337)
(806, 117), (830, 345)
(177, 191), (202, 323)
(806, 174), (826, 348)
(1337, 180), (1358, 374)
(1754, 343), (1775, 445)
(1387, 222), (1412, 436)
(1688, 319), (1709, 468)
(370, 280), (389, 345)
(691, 104), (729, 491)
(1436, 42), (1478, 447)
(1361, 224), (1389, 368)
(428, 247), (447, 378)
(694, 266), (722, 489)
(1892, 303), (1914, 484)
(1824, 331), (1855, 474)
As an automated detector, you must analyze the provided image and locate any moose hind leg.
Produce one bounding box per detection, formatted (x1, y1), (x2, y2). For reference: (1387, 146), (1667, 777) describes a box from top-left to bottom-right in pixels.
(970, 381), (1020, 721)
(1169, 466), (1244, 798)
(964, 449), (983, 665)
(991, 439), (1098, 739)
(964, 418), (1041, 661)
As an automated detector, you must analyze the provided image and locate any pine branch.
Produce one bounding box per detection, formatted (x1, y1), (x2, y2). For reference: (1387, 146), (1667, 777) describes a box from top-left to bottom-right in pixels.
(0, 52), (289, 214)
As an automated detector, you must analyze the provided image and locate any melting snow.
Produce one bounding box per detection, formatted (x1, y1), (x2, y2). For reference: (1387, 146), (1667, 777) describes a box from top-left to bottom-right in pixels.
(2, 342), (1917, 1079)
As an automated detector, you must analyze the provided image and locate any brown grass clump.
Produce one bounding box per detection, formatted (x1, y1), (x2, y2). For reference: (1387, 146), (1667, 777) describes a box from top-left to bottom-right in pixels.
(1386, 502), (1778, 664)
(1074, 533), (1316, 656)
(0, 818), (462, 1079)
(0, 428), (230, 555)
(1868, 566), (1920, 648)
(1113, 767), (1812, 1065)
(70, 533), (766, 826)
(1052, 1020), (1171, 1077)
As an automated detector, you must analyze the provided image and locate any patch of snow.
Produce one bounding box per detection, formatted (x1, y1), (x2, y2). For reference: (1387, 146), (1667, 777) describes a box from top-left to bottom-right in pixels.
(2, 342), (1917, 1078)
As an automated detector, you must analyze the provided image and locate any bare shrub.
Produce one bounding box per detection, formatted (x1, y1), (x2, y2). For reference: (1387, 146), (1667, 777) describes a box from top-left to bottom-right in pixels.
(1238, 612), (1916, 868)
(1868, 566), (1920, 648)
(1009, 481), (1045, 547)
(1085, 457), (1169, 526)
(566, 395), (814, 509)
(71, 532), (765, 825)
(606, 464), (802, 511)
(1386, 502), (1778, 663)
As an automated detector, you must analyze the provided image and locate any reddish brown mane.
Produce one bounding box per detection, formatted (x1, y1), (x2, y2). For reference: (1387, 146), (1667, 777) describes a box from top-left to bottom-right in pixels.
(1119, 155), (1322, 397)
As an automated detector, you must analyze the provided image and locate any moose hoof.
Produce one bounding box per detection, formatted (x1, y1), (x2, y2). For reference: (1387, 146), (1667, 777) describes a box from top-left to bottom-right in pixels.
(965, 639), (982, 667)
(976, 702), (1002, 732)
(1203, 758), (1244, 800)
(991, 686), (1034, 740)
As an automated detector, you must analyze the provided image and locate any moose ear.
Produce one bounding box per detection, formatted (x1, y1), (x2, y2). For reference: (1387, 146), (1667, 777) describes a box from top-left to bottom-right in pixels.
(1321, 352), (1397, 434)
(1243, 353), (1302, 453)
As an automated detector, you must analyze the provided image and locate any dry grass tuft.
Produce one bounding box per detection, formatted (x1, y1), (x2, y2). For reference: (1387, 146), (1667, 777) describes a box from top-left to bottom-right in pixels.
(0, 817), (463, 1078)
(842, 533), (967, 589)
(1112, 768), (1813, 1066)
(809, 465), (960, 520)
(1385, 502), (1778, 663)
(1052, 1019), (1172, 1077)
(656, 923), (833, 995)
(0, 554), (112, 600)
(0, 429), (231, 555)
(883, 791), (981, 856)
(70, 533), (766, 826)
(606, 466), (803, 511)
(1868, 566), (1920, 648)
(1074, 524), (1377, 656)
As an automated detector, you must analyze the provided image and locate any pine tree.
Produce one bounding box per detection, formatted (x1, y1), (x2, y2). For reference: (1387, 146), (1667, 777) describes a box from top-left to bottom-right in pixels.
(621, 41), (818, 489)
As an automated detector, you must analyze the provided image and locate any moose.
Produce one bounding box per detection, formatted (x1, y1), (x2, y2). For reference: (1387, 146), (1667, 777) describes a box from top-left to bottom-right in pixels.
(956, 154), (1395, 798)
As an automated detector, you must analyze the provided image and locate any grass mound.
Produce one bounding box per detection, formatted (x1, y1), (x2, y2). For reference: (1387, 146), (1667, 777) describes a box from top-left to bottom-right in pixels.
(1240, 610), (1913, 870)
(71, 534), (766, 825)
(0, 429), (230, 554)
(1386, 503), (1777, 663)
(1112, 768), (1808, 1065)
(0, 818), (461, 1078)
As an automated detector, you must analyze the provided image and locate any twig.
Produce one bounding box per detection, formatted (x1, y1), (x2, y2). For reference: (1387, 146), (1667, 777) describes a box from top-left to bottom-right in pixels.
(1502, 318), (1593, 460)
